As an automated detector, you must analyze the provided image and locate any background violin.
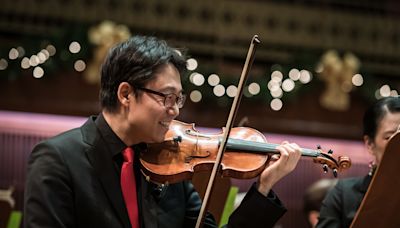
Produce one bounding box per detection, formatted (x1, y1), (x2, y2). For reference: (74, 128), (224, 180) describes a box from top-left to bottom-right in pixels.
(140, 120), (352, 185)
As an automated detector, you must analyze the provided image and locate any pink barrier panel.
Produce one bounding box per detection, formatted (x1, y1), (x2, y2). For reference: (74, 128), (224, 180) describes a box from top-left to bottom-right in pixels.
(0, 111), (86, 212)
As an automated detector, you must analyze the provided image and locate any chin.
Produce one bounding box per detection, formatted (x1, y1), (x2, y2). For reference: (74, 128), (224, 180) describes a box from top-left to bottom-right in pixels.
(143, 128), (167, 143)
(157, 135), (167, 143)
(150, 134), (167, 143)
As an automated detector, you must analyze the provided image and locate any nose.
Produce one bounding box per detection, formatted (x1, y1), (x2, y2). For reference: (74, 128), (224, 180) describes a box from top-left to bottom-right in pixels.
(167, 103), (180, 117)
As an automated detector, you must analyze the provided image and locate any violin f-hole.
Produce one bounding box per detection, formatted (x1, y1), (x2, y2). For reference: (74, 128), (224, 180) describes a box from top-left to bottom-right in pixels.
(185, 151), (211, 163)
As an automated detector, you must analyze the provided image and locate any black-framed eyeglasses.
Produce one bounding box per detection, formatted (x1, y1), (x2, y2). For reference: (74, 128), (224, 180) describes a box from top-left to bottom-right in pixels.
(135, 87), (186, 109)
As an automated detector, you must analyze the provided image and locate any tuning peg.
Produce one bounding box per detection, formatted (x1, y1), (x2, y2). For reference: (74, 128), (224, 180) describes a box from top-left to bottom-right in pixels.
(333, 169), (338, 178)
(317, 145), (322, 150)
(322, 164), (328, 173)
(328, 149), (333, 154)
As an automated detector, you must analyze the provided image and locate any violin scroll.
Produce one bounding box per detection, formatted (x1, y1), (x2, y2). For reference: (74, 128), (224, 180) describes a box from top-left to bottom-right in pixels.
(312, 148), (352, 177)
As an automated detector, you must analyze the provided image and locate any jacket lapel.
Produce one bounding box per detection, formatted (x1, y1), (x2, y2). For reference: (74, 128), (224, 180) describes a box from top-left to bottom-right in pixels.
(82, 117), (131, 228)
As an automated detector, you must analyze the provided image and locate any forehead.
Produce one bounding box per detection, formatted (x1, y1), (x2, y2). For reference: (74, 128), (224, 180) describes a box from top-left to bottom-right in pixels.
(377, 112), (400, 134)
(146, 63), (182, 93)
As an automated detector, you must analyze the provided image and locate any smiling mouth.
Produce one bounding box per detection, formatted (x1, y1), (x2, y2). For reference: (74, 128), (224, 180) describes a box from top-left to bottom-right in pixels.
(159, 121), (170, 129)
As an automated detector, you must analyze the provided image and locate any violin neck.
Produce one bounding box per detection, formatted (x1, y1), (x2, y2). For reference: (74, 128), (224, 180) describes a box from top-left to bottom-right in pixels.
(226, 138), (320, 157)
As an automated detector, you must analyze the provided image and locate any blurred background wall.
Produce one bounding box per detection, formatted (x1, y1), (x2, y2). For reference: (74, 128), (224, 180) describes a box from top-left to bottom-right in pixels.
(1, 0), (399, 139)
(0, 0), (399, 227)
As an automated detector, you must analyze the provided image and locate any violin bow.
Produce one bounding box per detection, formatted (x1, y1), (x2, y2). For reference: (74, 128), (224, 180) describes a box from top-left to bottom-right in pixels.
(195, 35), (261, 228)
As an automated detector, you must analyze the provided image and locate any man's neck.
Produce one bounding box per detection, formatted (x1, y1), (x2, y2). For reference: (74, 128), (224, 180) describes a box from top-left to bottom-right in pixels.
(102, 110), (141, 146)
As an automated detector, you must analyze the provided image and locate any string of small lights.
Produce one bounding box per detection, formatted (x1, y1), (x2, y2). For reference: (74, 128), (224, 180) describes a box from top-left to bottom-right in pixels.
(0, 28), (397, 112)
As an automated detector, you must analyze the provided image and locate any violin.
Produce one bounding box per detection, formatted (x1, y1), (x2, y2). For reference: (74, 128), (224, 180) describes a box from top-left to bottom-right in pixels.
(140, 120), (352, 185)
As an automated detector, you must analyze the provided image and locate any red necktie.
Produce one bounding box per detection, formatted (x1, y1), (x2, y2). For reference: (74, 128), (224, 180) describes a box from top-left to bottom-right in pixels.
(121, 147), (139, 228)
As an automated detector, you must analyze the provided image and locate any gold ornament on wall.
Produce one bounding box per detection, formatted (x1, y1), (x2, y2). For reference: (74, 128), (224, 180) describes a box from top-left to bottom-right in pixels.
(84, 21), (131, 84)
(317, 50), (360, 111)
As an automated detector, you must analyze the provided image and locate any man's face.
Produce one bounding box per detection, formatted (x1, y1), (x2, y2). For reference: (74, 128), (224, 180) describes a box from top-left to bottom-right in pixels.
(365, 112), (400, 165)
(128, 63), (183, 143)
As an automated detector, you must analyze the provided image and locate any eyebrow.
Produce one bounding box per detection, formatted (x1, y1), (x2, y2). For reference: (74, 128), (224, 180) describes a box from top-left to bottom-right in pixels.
(383, 129), (397, 137)
(158, 86), (184, 94)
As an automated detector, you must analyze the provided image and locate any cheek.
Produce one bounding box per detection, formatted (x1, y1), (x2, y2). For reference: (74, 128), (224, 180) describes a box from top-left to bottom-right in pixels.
(376, 139), (389, 150)
(373, 141), (387, 158)
(141, 100), (163, 116)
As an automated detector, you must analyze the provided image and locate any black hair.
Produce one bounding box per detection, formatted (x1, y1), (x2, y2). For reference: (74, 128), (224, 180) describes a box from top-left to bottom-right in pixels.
(363, 96), (400, 140)
(100, 35), (187, 112)
(303, 179), (337, 214)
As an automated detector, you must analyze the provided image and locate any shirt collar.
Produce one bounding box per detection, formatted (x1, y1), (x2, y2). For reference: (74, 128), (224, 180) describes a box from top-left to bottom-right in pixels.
(95, 112), (127, 157)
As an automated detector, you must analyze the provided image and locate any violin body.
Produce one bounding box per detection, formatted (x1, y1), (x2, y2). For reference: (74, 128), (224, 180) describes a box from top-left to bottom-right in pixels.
(140, 120), (351, 185)
(140, 120), (270, 184)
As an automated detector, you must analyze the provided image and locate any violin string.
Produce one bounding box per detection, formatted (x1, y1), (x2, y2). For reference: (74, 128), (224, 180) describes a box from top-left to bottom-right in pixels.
(226, 138), (321, 157)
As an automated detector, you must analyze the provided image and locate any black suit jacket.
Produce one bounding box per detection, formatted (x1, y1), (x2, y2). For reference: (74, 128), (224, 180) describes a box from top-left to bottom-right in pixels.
(24, 116), (286, 228)
(316, 175), (371, 228)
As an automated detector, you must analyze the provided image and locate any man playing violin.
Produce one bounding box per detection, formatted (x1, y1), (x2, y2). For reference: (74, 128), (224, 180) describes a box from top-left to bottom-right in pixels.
(24, 35), (302, 228)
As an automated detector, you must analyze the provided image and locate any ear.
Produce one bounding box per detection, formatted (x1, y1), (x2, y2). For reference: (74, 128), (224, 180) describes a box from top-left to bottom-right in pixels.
(363, 135), (375, 156)
(308, 211), (319, 227)
(117, 82), (133, 107)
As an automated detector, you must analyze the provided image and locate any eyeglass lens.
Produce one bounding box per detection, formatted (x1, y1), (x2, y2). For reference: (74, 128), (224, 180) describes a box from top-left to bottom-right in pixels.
(165, 94), (186, 108)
